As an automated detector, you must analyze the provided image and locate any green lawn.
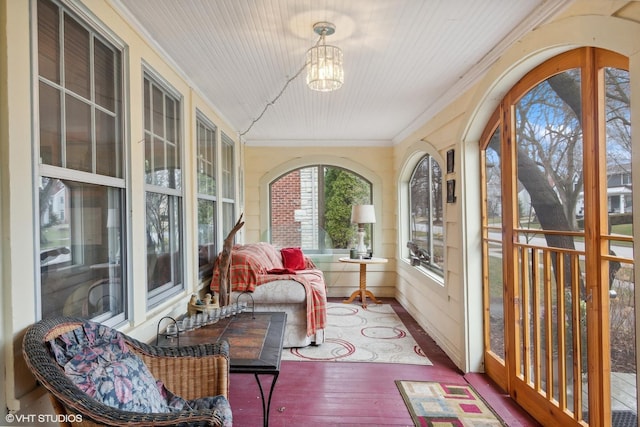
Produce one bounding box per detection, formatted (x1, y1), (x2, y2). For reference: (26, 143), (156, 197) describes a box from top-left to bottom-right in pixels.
(612, 223), (633, 236)
(41, 225), (70, 250)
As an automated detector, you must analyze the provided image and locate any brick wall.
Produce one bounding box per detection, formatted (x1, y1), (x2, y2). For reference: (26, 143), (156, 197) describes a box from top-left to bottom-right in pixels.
(271, 170), (302, 247)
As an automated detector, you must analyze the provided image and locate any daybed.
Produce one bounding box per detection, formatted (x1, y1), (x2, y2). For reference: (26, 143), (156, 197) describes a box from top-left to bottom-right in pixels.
(211, 242), (327, 348)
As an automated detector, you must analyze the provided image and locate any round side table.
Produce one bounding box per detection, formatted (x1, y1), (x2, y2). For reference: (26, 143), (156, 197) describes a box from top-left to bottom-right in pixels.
(338, 257), (388, 308)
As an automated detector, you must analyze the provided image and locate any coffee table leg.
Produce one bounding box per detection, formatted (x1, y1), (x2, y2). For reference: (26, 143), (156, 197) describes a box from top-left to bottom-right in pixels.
(255, 372), (279, 427)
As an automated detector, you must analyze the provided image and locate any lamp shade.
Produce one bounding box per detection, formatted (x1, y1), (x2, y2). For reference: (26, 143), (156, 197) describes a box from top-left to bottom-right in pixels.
(107, 208), (119, 228)
(351, 204), (376, 224)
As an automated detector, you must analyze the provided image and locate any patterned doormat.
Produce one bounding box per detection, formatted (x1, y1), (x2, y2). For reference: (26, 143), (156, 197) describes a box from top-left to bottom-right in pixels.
(611, 411), (638, 427)
(282, 303), (432, 365)
(396, 380), (507, 426)
(584, 410), (638, 427)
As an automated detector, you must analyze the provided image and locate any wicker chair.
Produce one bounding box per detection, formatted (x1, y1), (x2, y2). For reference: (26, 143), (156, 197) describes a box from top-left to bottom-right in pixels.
(22, 317), (231, 426)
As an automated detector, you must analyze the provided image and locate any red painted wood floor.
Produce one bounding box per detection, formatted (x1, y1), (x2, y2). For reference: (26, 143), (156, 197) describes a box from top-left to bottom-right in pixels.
(229, 298), (540, 426)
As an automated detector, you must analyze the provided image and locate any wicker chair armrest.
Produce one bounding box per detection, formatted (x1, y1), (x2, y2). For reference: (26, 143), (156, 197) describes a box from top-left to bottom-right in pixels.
(58, 398), (225, 426)
(126, 339), (230, 400)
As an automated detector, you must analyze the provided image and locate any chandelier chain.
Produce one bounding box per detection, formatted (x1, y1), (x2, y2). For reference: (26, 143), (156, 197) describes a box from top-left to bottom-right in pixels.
(239, 35), (324, 138)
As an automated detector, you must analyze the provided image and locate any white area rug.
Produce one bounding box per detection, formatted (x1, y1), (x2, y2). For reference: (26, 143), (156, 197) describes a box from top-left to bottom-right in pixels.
(282, 303), (432, 365)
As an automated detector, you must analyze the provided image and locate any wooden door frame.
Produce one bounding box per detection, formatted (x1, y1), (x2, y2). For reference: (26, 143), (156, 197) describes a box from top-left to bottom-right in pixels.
(480, 47), (630, 427)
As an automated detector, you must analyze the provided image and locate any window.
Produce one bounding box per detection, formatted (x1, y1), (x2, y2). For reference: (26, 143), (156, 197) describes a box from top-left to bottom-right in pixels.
(269, 165), (372, 252)
(408, 155), (444, 275)
(196, 114), (217, 279)
(143, 72), (184, 306)
(220, 132), (235, 237)
(37, 0), (126, 322)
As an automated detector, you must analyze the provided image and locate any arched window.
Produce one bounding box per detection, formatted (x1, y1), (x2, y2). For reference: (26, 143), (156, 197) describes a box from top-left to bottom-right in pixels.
(269, 165), (372, 253)
(407, 155), (444, 275)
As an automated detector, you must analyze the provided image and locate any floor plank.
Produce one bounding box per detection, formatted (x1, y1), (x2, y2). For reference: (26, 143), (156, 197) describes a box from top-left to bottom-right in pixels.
(229, 298), (541, 426)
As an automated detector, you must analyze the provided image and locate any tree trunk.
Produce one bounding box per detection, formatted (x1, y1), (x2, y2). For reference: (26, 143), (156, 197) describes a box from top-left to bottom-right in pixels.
(488, 73), (583, 289)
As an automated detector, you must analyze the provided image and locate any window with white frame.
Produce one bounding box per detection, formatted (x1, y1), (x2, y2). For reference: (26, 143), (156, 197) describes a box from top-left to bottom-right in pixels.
(220, 132), (236, 237)
(143, 72), (184, 306)
(37, 0), (126, 322)
(196, 114), (217, 279)
(408, 155), (444, 275)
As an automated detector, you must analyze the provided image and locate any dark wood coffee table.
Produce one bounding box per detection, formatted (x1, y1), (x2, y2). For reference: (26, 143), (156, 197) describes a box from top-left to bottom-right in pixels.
(157, 311), (286, 427)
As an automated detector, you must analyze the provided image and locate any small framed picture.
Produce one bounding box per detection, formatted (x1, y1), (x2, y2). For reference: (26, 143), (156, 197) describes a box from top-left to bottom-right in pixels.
(447, 179), (456, 203)
(446, 149), (455, 174)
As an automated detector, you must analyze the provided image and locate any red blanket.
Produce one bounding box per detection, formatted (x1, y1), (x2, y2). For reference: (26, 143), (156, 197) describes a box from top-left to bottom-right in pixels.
(211, 242), (327, 336)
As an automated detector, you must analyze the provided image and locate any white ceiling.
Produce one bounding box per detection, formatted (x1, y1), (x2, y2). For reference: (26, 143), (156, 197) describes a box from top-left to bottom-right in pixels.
(111, 0), (572, 146)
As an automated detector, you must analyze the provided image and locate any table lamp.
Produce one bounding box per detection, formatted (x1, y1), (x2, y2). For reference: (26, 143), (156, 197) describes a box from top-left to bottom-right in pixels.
(351, 204), (376, 257)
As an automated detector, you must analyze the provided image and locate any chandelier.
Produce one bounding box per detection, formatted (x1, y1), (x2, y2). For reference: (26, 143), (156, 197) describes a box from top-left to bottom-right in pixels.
(240, 21), (345, 136)
(306, 22), (344, 92)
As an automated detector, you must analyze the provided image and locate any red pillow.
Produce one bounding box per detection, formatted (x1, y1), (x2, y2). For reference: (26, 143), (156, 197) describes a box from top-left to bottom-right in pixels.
(280, 247), (306, 270)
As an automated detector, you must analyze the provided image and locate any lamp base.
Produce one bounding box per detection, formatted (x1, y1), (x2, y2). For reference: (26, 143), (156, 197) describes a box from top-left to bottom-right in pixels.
(356, 228), (367, 258)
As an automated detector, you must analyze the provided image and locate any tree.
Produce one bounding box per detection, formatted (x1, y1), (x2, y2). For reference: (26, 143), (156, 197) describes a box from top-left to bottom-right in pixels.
(488, 65), (631, 289)
(323, 168), (370, 248)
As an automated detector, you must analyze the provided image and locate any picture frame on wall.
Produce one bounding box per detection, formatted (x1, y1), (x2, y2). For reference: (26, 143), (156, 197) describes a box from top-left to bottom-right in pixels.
(446, 149), (455, 174)
(447, 179), (456, 203)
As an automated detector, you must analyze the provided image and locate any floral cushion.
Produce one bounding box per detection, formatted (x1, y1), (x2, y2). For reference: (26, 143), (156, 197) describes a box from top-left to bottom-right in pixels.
(157, 383), (232, 427)
(187, 396), (233, 427)
(48, 320), (124, 366)
(48, 321), (168, 413)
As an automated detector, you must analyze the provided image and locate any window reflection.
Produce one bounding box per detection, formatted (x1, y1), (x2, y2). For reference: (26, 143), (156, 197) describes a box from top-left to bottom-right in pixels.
(198, 199), (216, 277)
(40, 178), (124, 320)
(408, 155), (444, 274)
(196, 117), (217, 279)
(146, 192), (183, 295)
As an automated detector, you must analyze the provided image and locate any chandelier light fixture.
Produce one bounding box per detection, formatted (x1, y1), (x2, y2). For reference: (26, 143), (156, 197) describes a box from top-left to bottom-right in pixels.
(240, 21), (345, 137)
(306, 22), (344, 92)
